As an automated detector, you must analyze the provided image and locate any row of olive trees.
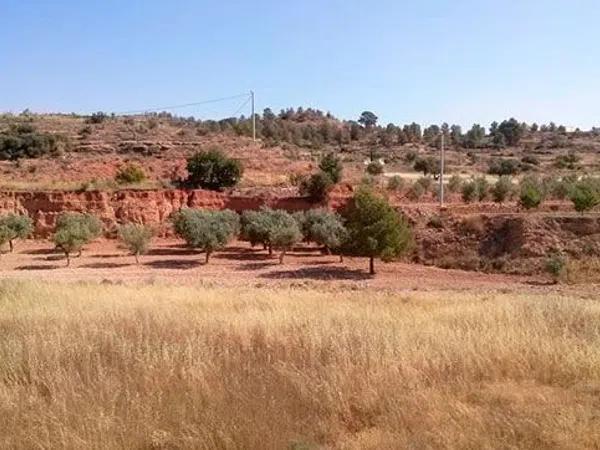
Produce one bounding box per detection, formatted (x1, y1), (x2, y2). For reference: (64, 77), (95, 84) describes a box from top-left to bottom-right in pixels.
(170, 188), (412, 274)
(0, 189), (412, 274)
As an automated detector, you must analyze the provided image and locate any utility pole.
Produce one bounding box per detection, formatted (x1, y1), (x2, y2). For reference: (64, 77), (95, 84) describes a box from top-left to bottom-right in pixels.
(439, 132), (445, 208)
(250, 90), (256, 142)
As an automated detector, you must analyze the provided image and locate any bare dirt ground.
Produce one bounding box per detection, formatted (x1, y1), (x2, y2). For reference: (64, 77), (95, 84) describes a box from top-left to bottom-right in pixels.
(0, 239), (595, 296)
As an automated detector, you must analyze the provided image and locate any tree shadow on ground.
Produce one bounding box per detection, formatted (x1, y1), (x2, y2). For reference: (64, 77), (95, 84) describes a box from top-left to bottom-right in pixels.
(147, 247), (199, 256)
(260, 266), (372, 281)
(526, 279), (556, 286)
(80, 262), (132, 269)
(23, 248), (58, 255)
(235, 262), (276, 271)
(216, 249), (272, 261)
(15, 264), (61, 270)
(144, 259), (202, 270)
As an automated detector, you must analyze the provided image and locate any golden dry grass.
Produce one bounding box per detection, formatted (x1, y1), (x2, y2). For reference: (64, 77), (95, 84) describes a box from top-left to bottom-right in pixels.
(0, 281), (599, 449)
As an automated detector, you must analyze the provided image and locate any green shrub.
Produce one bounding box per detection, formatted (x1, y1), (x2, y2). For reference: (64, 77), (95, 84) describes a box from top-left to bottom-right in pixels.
(0, 125), (66, 160)
(184, 148), (243, 190)
(488, 158), (520, 176)
(519, 176), (544, 209)
(554, 152), (580, 169)
(387, 175), (405, 191)
(366, 161), (384, 176)
(0, 213), (33, 252)
(413, 156), (439, 176)
(318, 153), (343, 183)
(521, 155), (540, 166)
(300, 172), (334, 202)
(407, 182), (425, 201)
(118, 224), (154, 263)
(115, 164), (146, 184)
(491, 176), (514, 203)
(569, 179), (600, 213)
(416, 176), (433, 192)
(342, 187), (413, 274)
(172, 209), (239, 263)
(544, 253), (566, 283)
(462, 177), (488, 202)
(543, 176), (572, 200)
(52, 213), (102, 266)
(86, 112), (108, 124)
(447, 174), (463, 193)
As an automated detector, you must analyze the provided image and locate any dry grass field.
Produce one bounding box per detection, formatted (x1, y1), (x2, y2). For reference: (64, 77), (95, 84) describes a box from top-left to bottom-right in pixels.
(1, 281), (599, 449)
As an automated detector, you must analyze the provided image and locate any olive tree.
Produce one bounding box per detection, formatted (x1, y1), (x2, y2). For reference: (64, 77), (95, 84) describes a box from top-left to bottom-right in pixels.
(172, 209), (239, 263)
(52, 213), (102, 266)
(300, 209), (347, 261)
(0, 213), (33, 252)
(241, 207), (302, 263)
(342, 188), (413, 275)
(118, 223), (154, 264)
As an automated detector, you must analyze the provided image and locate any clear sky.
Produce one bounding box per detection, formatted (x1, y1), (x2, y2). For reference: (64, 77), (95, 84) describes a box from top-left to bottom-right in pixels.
(1, 0), (598, 129)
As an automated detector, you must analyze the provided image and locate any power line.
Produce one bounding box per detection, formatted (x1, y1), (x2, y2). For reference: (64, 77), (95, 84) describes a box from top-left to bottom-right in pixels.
(231, 96), (252, 117)
(117, 93), (249, 115)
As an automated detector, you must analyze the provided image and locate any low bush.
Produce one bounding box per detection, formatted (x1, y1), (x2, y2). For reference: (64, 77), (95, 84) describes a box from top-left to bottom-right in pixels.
(519, 176), (544, 209)
(491, 176), (514, 203)
(488, 158), (520, 176)
(544, 253), (566, 283)
(569, 178), (600, 213)
(447, 174), (463, 193)
(407, 182), (425, 200)
(0, 124), (67, 160)
(461, 177), (488, 202)
(416, 176), (433, 192)
(300, 172), (333, 202)
(115, 164), (146, 184)
(86, 112), (109, 124)
(387, 175), (405, 191)
(366, 161), (384, 176)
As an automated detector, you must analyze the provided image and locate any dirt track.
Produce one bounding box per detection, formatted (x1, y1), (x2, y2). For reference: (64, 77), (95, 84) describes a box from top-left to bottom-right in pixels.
(0, 239), (595, 296)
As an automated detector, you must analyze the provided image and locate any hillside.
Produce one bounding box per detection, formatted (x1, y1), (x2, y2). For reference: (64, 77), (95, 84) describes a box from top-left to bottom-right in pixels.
(1, 109), (599, 193)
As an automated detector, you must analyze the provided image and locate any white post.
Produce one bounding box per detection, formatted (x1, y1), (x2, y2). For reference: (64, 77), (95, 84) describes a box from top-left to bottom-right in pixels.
(251, 90), (256, 142)
(440, 133), (445, 208)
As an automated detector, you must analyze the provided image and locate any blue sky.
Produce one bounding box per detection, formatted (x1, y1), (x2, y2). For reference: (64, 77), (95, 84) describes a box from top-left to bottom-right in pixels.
(1, 0), (598, 129)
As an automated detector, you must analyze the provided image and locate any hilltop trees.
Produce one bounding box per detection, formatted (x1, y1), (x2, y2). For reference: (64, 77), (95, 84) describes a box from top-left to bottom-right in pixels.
(342, 188), (413, 275)
(184, 148), (243, 190)
(52, 213), (102, 266)
(358, 111), (378, 128)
